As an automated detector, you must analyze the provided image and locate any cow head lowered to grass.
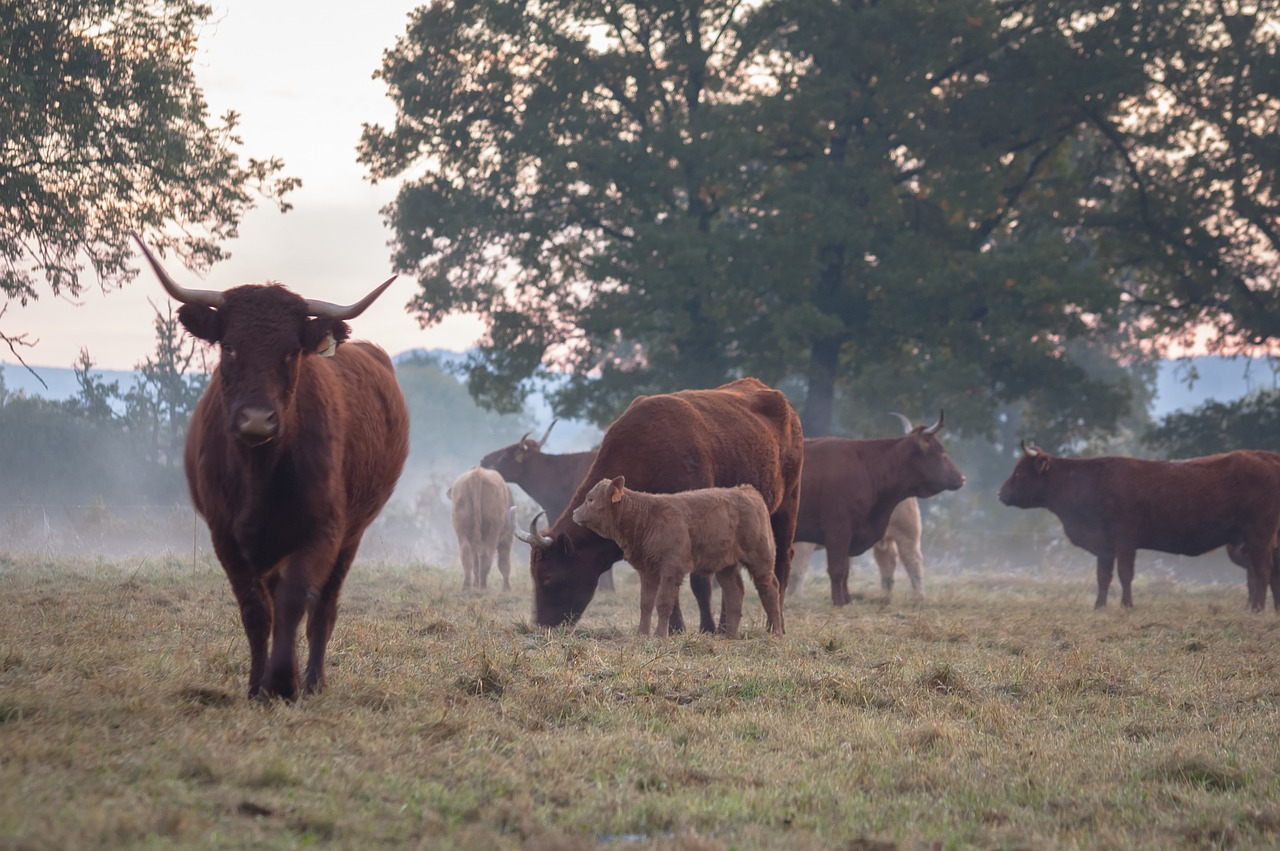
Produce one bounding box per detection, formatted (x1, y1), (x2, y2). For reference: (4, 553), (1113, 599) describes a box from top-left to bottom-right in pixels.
(513, 378), (804, 632)
(133, 234), (410, 700)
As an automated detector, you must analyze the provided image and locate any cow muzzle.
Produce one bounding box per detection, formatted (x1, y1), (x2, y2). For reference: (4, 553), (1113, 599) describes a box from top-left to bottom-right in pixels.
(235, 406), (279, 445)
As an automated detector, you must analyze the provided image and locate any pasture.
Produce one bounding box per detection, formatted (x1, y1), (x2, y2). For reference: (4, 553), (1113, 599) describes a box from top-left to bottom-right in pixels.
(3, 552), (1280, 850)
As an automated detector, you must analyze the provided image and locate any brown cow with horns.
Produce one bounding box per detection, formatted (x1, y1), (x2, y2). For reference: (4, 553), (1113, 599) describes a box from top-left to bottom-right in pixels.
(134, 234), (409, 700)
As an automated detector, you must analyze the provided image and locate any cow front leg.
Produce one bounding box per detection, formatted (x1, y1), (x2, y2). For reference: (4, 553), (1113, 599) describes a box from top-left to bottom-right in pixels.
(825, 544), (852, 606)
(1270, 548), (1280, 612)
(687, 572), (715, 633)
(217, 542), (273, 699)
(653, 568), (686, 638)
(1095, 554), (1115, 608)
(716, 568), (746, 639)
(1244, 532), (1274, 612)
(264, 575), (310, 701)
(303, 544), (358, 695)
(637, 572), (658, 636)
(1116, 550), (1136, 608)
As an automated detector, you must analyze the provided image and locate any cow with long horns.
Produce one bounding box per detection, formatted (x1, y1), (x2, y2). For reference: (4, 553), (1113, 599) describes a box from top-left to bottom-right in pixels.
(512, 378), (804, 633)
(999, 443), (1280, 611)
(133, 234), (409, 700)
(793, 412), (965, 606)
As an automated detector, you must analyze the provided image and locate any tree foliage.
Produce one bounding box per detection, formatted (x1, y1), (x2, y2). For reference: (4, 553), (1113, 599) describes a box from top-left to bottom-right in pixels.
(363, 0), (1277, 439)
(1145, 389), (1280, 458)
(1, 0), (298, 364)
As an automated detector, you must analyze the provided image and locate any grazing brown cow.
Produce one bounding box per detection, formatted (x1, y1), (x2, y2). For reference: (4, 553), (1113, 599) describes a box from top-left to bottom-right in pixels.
(998, 443), (1280, 610)
(513, 378), (804, 633)
(448, 467), (515, 591)
(794, 413), (965, 605)
(572, 478), (782, 637)
(789, 497), (924, 598)
(134, 235), (409, 700)
(479, 420), (615, 592)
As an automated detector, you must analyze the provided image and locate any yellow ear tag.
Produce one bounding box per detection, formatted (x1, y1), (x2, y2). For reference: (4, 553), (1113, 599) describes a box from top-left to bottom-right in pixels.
(318, 333), (337, 358)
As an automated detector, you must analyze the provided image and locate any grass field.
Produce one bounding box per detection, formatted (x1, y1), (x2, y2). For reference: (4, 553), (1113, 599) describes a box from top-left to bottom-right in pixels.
(2, 552), (1280, 850)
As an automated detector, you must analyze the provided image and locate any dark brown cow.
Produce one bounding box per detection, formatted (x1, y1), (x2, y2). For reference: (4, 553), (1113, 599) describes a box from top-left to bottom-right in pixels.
(513, 378), (804, 632)
(794, 413), (965, 605)
(134, 235), (409, 700)
(572, 478), (781, 638)
(478, 420), (615, 592)
(448, 467), (515, 591)
(998, 443), (1280, 610)
(479, 420), (594, 522)
(789, 497), (924, 598)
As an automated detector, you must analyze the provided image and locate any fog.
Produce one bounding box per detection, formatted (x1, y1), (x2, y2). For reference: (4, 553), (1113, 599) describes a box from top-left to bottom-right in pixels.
(0, 355), (1258, 604)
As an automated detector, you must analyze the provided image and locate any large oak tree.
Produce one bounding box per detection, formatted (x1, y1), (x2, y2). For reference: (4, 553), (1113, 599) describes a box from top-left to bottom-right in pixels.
(362, 0), (1277, 440)
(1, 0), (297, 369)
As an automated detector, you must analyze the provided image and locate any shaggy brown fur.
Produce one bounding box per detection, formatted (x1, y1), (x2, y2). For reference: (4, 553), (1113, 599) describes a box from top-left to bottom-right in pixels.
(517, 378), (803, 634)
(573, 478), (782, 637)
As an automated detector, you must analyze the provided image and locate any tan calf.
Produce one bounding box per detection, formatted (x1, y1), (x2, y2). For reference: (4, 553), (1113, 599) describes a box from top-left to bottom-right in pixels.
(449, 467), (515, 591)
(572, 477), (782, 637)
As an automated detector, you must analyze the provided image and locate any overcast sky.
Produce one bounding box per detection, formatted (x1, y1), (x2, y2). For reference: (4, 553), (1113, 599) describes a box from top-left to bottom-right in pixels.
(10, 0), (482, 373)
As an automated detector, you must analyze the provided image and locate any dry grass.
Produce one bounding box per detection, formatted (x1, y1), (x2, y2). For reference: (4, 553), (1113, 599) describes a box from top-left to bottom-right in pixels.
(3, 552), (1280, 849)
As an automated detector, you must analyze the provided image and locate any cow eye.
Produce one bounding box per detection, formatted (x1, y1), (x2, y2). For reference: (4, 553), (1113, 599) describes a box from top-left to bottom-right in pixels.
(223, 345), (237, 359)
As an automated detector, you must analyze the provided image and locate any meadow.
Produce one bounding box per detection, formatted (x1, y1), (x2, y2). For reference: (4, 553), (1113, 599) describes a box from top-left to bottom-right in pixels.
(2, 552), (1279, 850)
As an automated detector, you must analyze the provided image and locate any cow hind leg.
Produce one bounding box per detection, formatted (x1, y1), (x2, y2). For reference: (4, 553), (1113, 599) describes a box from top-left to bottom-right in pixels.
(824, 543), (852, 606)
(477, 542), (495, 589)
(1116, 550), (1137, 608)
(746, 552), (783, 636)
(497, 538), (513, 592)
(460, 541), (476, 589)
(1095, 555), (1115, 608)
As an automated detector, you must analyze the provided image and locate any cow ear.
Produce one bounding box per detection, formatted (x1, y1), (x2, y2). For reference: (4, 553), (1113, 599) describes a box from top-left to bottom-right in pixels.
(1035, 456), (1051, 474)
(177, 304), (222, 344)
(302, 317), (351, 356)
(609, 476), (625, 503)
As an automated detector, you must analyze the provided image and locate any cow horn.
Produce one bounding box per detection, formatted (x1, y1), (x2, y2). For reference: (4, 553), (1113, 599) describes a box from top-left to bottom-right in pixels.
(304, 276), (398, 320)
(923, 410), (945, 435)
(888, 412), (914, 434)
(539, 418), (558, 447)
(131, 232), (225, 308)
(1021, 440), (1044, 457)
(518, 431), (532, 447)
(509, 507), (553, 549)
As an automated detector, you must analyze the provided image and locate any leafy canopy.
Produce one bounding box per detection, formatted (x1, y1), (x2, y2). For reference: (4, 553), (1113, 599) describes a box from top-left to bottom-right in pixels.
(363, 0), (1278, 442)
(1, 0), (298, 364)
